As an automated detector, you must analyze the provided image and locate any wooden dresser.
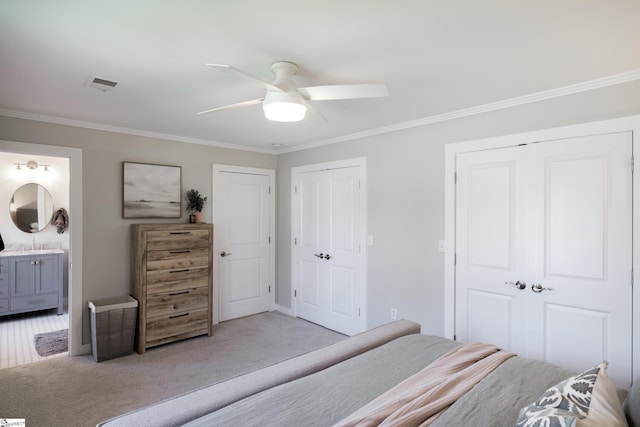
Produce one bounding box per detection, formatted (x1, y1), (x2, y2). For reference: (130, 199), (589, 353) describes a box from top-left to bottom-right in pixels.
(131, 223), (213, 353)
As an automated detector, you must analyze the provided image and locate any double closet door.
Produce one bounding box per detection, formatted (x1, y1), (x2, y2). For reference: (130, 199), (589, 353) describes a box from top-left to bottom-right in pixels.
(455, 132), (632, 387)
(293, 160), (366, 336)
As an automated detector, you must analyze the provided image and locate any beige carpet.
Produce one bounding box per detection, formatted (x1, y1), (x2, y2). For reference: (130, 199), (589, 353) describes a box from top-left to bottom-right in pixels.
(0, 311), (345, 427)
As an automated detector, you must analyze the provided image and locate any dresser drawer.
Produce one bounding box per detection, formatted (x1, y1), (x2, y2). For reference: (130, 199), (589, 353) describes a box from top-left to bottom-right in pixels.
(146, 266), (209, 293)
(146, 247), (209, 271)
(0, 258), (8, 274)
(145, 307), (209, 343)
(0, 299), (8, 314)
(146, 230), (210, 251)
(11, 293), (58, 312)
(0, 284), (8, 298)
(146, 287), (209, 318)
(0, 272), (8, 287)
(147, 276), (209, 295)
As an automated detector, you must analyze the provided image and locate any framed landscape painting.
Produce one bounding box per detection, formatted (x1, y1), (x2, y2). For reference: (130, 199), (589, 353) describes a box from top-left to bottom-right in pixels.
(123, 162), (181, 218)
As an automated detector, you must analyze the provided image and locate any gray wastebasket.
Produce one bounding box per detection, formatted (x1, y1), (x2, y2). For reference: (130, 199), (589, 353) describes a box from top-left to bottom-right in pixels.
(88, 295), (138, 362)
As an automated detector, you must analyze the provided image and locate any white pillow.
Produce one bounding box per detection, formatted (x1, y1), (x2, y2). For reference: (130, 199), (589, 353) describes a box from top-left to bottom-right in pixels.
(516, 362), (627, 427)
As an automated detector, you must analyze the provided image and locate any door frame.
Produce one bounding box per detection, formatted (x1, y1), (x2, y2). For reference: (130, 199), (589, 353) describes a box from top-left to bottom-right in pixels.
(0, 140), (84, 356)
(291, 157), (368, 333)
(444, 114), (640, 381)
(211, 164), (276, 325)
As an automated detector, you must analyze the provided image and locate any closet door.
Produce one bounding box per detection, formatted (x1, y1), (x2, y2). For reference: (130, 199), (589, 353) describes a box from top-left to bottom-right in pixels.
(455, 132), (632, 387)
(525, 133), (632, 387)
(295, 170), (327, 327)
(294, 162), (365, 336)
(455, 145), (529, 355)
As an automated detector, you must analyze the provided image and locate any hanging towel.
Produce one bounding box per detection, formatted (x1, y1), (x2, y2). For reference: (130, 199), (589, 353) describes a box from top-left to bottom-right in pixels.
(52, 208), (69, 234)
(0, 231), (4, 251)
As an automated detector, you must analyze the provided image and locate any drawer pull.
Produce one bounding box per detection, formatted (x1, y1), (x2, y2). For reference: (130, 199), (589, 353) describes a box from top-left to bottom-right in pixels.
(169, 232), (191, 235)
(170, 269), (190, 273)
(169, 290), (190, 296)
(169, 312), (189, 319)
(169, 250), (191, 254)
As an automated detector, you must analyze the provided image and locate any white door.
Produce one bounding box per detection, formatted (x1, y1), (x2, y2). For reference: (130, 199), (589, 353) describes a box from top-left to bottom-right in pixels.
(293, 161), (366, 335)
(455, 132), (632, 387)
(455, 145), (529, 355)
(213, 165), (274, 322)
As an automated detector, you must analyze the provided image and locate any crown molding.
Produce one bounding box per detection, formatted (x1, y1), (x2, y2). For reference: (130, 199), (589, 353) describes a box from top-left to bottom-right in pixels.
(2, 68), (639, 155)
(0, 109), (276, 155)
(280, 68), (640, 153)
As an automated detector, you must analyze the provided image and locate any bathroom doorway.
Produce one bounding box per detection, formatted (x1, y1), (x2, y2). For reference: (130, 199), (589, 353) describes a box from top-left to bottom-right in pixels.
(0, 140), (83, 367)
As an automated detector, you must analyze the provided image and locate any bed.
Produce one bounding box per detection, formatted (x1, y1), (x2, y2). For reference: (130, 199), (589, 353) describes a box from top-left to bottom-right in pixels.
(99, 319), (639, 426)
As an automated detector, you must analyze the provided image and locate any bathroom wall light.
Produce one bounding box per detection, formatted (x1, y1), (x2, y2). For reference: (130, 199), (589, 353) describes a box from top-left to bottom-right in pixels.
(14, 161), (51, 171)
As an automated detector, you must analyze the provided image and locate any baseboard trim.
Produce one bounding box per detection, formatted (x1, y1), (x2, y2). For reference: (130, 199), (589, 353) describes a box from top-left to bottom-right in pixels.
(69, 342), (92, 357)
(274, 304), (293, 317)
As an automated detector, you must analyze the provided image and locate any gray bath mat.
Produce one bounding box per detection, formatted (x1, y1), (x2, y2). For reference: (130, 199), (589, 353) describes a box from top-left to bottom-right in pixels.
(34, 329), (68, 357)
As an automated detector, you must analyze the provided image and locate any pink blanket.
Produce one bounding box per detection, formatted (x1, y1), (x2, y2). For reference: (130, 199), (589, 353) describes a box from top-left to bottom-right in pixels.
(334, 342), (516, 427)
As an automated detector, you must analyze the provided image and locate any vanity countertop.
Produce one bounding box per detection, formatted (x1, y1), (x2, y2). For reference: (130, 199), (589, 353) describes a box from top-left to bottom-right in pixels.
(0, 249), (64, 257)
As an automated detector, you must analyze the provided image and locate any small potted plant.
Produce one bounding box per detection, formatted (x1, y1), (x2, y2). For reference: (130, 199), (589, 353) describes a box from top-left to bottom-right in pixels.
(186, 189), (207, 223)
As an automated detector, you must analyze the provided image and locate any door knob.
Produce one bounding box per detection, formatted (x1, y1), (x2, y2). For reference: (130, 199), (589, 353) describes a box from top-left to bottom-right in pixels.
(220, 251), (232, 257)
(531, 283), (553, 293)
(505, 280), (526, 290)
(313, 253), (324, 258)
(324, 254), (332, 260)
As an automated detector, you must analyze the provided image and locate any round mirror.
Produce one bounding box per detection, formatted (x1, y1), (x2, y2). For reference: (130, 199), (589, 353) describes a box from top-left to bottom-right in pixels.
(10, 183), (54, 233)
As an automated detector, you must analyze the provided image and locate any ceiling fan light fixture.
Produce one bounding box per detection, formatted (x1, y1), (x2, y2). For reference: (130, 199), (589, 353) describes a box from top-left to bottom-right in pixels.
(201, 60), (388, 123)
(263, 101), (306, 122)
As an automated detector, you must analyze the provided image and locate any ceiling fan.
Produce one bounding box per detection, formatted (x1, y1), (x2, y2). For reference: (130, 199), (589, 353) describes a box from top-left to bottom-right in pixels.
(197, 61), (388, 122)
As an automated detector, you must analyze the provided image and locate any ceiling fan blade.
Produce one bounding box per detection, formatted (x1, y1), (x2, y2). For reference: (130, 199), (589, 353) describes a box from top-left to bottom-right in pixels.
(197, 98), (263, 115)
(206, 64), (283, 92)
(303, 101), (328, 123)
(298, 83), (388, 101)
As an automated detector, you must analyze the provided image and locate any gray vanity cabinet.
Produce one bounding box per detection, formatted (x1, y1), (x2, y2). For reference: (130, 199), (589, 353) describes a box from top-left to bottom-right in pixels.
(0, 258), (9, 314)
(0, 251), (64, 316)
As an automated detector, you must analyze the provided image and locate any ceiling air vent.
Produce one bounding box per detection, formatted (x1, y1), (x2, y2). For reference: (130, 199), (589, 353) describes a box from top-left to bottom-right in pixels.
(85, 75), (119, 92)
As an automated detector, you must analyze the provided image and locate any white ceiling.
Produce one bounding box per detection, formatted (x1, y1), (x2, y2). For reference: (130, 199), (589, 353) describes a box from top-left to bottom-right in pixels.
(1, 1), (639, 153)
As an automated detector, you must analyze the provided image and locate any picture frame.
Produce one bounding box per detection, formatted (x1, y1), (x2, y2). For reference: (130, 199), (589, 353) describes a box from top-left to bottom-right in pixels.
(122, 162), (182, 218)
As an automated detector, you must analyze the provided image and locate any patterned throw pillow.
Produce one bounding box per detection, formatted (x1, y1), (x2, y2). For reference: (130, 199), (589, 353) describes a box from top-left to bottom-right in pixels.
(517, 407), (577, 427)
(516, 362), (627, 427)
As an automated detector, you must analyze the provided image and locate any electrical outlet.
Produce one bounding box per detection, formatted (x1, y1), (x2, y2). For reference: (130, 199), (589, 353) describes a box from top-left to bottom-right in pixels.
(390, 308), (397, 320)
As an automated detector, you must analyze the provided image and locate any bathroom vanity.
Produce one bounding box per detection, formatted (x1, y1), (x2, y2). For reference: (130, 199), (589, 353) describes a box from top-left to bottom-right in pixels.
(0, 249), (64, 316)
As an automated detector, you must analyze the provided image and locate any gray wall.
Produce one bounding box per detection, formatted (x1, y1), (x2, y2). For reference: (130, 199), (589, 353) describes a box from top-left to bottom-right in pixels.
(0, 117), (276, 343)
(1, 79), (640, 342)
(276, 80), (640, 335)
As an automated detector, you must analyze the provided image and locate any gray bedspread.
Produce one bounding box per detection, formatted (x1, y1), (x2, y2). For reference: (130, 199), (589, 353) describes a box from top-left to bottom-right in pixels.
(183, 334), (581, 427)
(99, 319), (421, 427)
